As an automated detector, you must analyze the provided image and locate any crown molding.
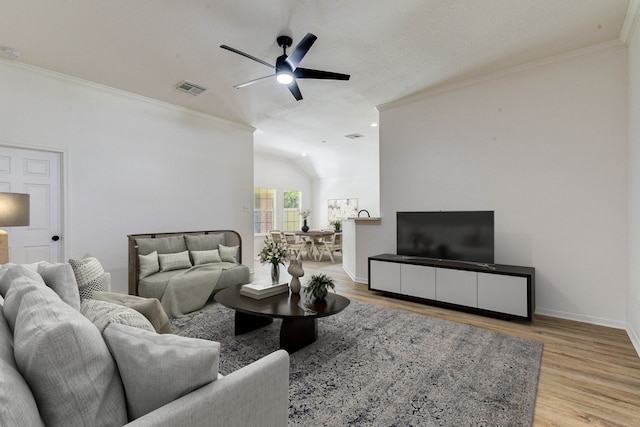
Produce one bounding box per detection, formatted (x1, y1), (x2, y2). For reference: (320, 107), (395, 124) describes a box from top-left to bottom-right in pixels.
(378, 40), (626, 111)
(621, 0), (640, 44)
(0, 58), (254, 132)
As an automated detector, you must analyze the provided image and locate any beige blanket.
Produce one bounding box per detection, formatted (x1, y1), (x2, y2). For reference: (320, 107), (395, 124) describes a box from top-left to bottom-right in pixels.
(160, 263), (234, 318)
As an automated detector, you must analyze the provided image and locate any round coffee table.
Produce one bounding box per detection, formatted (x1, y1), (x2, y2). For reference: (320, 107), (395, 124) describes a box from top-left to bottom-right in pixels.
(214, 284), (350, 353)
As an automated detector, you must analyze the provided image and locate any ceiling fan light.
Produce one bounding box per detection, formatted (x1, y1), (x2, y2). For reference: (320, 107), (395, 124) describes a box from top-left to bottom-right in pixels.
(276, 72), (294, 85)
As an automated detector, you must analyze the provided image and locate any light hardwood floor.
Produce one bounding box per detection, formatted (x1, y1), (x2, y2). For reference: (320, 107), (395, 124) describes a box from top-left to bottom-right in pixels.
(253, 255), (640, 426)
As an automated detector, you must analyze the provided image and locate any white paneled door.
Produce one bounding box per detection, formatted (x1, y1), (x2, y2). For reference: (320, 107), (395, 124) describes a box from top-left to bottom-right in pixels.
(0, 146), (63, 263)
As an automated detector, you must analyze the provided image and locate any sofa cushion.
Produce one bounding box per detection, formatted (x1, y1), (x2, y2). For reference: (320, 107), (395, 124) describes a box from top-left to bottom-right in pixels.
(37, 262), (81, 311)
(0, 303), (46, 427)
(103, 323), (220, 420)
(93, 291), (173, 334)
(184, 233), (226, 251)
(5, 272), (127, 427)
(136, 235), (187, 256)
(81, 299), (155, 333)
(219, 244), (239, 263)
(158, 250), (192, 272)
(139, 250), (160, 279)
(191, 249), (222, 265)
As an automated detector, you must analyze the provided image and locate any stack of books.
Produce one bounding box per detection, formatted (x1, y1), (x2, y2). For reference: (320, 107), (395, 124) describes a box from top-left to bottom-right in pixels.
(240, 282), (289, 300)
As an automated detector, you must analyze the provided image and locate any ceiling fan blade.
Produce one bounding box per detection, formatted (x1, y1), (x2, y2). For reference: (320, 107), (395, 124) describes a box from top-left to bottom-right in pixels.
(294, 67), (350, 81)
(287, 80), (303, 101)
(220, 45), (275, 69)
(285, 33), (317, 69)
(233, 74), (274, 89)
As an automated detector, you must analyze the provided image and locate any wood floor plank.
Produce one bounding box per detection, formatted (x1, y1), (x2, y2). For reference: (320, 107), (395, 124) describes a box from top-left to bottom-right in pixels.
(252, 256), (640, 426)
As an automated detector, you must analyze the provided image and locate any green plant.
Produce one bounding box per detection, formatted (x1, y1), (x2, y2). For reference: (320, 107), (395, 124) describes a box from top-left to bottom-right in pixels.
(304, 273), (336, 301)
(329, 219), (342, 231)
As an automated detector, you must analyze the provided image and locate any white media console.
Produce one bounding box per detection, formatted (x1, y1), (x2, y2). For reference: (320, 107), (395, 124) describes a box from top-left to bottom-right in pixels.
(368, 254), (535, 320)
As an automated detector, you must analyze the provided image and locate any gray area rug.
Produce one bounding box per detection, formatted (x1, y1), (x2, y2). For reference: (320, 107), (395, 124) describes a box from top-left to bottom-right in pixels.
(171, 299), (542, 426)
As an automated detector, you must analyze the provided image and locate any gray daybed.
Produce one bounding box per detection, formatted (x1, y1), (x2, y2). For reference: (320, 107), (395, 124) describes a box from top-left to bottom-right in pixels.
(128, 230), (250, 318)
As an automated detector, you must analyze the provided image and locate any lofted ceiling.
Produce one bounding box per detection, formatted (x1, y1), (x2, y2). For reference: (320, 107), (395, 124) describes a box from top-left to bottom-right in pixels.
(0, 0), (632, 180)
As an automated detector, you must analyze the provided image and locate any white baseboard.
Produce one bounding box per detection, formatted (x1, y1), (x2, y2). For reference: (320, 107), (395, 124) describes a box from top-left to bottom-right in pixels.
(535, 307), (626, 330)
(627, 324), (640, 358)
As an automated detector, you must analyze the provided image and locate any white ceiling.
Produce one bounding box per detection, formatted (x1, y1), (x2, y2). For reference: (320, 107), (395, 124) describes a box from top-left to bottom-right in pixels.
(0, 0), (632, 180)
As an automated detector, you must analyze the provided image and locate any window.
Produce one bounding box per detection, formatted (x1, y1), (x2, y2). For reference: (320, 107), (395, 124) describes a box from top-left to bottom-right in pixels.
(283, 190), (300, 231)
(254, 188), (275, 233)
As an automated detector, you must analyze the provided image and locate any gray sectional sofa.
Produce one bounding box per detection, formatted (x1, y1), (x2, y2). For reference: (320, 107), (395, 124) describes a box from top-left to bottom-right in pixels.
(0, 261), (289, 427)
(128, 230), (251, 318)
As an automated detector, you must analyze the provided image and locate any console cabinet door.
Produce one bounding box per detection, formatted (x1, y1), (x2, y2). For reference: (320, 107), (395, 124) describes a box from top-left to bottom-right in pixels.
(477, 273), (528, 317)
(401, 264), (436, 300)
(370, 261), (401, 293)
(435, 268), (477, 307)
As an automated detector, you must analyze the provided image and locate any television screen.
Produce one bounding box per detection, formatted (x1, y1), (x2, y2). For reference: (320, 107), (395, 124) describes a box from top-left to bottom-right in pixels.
(396, 211), (494, 264)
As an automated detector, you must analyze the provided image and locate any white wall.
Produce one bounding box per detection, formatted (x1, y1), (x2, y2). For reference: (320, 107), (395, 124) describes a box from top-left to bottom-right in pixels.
(254, 152), (312, 228)
(311, 173), (380, 229)
(0, 61), (255, 293)
(627, 6), (640, 352)
(378, 44), (629, 328)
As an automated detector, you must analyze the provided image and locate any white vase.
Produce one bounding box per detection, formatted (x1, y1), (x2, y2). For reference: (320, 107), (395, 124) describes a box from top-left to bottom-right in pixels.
(287, 259), (304, 294)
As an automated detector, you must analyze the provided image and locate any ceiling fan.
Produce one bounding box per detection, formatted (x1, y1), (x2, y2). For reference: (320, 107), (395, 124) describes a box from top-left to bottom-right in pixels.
(220, 33), (350, 101)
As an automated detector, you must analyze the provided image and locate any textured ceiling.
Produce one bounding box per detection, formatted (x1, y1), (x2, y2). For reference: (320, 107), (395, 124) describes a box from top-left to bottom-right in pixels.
(0, 0), (632, 179)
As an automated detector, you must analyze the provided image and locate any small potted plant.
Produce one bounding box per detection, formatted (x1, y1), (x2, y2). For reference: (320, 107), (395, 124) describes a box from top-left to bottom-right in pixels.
(304, 273), (336, 301)
(329, 219), (342, 232)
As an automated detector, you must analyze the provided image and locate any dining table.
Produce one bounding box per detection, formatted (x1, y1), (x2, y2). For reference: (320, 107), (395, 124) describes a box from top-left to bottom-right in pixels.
(293, 230), (334, 261)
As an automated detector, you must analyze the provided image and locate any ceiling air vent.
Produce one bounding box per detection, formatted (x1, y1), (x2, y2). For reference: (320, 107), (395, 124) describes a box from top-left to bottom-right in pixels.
(344, 133), (364, 140)
(176, 80), (207, 96)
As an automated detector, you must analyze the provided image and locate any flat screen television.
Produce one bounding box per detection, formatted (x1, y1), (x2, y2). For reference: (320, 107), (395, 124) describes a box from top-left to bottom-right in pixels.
(396, 211), (494, 264)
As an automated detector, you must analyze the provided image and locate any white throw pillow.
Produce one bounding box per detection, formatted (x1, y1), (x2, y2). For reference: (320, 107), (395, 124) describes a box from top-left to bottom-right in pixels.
(69, 256), (107, 300)
(138, 251), (160, 279)
(158, 251), (192, 271)
(103, 323), (220, 420)
(191, 249), (222, 265)
(6, 273), (127, 427)
(38, 262), (81, 311)
(80, 299), (155, 333)
(218, 244), (239, 263)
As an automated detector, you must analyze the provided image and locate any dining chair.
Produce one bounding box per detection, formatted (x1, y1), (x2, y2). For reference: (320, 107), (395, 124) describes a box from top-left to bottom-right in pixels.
(317, 231), (339, 262)
(283, 232), (309, 260)
(270, 230), (283, 242)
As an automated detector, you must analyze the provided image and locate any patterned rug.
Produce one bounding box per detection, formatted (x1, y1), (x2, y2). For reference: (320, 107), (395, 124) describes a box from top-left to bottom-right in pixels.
(171, 299), (542, 426)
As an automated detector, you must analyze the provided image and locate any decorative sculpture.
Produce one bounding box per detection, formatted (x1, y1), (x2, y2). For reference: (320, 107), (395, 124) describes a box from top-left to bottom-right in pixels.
(287, 259), (304, 294)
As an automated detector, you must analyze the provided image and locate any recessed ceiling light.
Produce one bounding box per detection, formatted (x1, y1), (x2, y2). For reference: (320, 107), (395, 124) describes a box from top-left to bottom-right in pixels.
(301, 153), (308, 157)
(371, 123), (378, 127)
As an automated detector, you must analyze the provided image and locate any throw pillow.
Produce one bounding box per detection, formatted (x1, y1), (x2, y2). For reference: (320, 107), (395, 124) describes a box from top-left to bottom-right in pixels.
(69, 256), (107, 300)
(219, 244), (239, 263)
(191, 249), (222, 265)
(103, 323), (220, 420)
(136, 235), (187, 256)
(93, 291), (173, 334)
(78, 273), (108, 300)
(1, 266), (46, 331)
(37, 262), (81, 311)
(7, 277), (128, 427)
(184, 233), (226, 251)
(138, 251), (160, 279)
(0, 304), (46, 427)
(80, 299), (155, 333)
(158, 251), (192, 272)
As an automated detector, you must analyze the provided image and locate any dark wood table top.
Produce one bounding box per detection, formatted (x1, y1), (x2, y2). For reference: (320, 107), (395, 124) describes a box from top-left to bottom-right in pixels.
(214, 284), (350, 320)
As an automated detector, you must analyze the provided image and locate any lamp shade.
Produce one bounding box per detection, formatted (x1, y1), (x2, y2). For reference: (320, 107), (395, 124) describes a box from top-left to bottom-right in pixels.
(0, 192), (30, 227)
